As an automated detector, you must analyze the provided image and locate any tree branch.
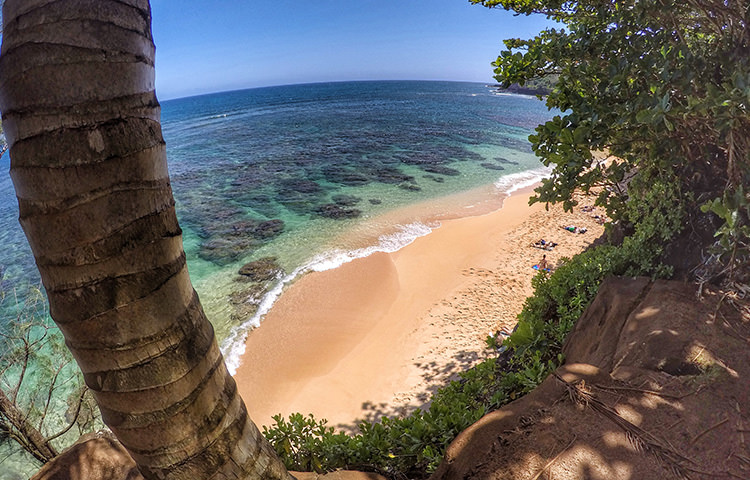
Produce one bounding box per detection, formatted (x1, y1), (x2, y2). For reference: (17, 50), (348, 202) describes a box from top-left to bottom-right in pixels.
(38, 361), (65, 431)
(47, 386), (88, 442)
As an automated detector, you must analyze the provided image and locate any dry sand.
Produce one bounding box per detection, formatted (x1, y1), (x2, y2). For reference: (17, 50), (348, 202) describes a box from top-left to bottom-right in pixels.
(233, 188), (605, 431)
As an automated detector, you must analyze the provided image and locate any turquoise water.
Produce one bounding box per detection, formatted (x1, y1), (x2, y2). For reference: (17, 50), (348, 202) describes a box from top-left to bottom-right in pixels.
(158, 81), (553, 370)
(0, 81), (552, 476)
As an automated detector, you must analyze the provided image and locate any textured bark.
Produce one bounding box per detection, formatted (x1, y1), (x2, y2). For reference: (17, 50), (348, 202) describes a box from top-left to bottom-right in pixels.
(0, 1), (291, 479)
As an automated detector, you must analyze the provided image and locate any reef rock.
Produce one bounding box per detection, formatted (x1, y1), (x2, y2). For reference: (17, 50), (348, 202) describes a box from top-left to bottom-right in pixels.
(421, 165), (460, 176)
(332, 194), (362, 206)
(198, 219), (285, 264)
(238, 256), (283, 281)
(314, 203), (362, 219)
(479, 162), (505, 171)
(369, 166), (414, 184)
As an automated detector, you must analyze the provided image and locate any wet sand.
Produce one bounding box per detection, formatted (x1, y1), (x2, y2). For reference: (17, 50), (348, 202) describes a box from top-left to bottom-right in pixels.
(233, 188), (604, 430)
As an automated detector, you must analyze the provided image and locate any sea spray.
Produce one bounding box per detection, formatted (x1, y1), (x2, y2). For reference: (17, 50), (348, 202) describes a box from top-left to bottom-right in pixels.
(221, 221), (436, 375)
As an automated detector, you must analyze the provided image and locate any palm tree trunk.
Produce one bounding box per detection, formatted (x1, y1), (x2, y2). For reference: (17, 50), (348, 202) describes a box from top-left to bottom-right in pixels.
(0, 1), (291, 479)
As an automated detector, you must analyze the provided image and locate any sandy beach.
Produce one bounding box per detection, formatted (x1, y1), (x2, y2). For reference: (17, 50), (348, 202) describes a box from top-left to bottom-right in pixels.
(233, 187), (605, 431)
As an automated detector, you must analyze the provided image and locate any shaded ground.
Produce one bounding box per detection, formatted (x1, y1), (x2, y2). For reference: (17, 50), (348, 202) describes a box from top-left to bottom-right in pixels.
(432, 277), (750, 480)
(30, 432), (141, 480)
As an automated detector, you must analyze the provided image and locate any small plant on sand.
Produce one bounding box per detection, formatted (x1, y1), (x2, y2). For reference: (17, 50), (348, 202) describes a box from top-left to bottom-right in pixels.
(262, 413), (349, 473)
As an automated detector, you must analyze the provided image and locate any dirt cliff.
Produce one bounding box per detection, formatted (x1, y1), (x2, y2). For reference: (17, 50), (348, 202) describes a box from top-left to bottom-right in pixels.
(431, 277), (750, 480)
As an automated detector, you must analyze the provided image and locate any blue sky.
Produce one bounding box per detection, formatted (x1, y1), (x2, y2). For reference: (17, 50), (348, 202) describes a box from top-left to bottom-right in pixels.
(150, 1), (552, 100)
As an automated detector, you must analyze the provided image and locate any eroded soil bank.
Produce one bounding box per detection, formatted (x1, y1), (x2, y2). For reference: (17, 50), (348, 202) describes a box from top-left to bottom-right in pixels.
(432, 277), (750, 480)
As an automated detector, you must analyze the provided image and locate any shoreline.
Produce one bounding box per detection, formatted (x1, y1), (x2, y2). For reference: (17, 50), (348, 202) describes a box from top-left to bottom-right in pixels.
(232, 186), (604, 431)
(220, 168), (551, 374)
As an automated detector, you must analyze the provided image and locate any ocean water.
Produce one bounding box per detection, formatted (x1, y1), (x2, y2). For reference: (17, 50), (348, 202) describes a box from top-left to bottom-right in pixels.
(159, 80), (553, 371)
(0, 80), (552, 476)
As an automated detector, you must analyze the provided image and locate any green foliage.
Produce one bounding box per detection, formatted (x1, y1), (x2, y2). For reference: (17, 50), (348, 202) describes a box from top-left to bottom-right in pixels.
(519, 74), (558, 92)
(616, 167), (686, 278)
(264, 368), (493, 477)
(474, 0), (749, 240)
(498, 74), (559, 96)
(700, 185), (750, 283)
(262, 413), (348, 473)
(484, 332), (500, 350)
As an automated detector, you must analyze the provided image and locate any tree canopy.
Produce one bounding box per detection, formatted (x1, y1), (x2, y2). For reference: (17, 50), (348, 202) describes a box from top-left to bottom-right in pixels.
(473, 0), (750, 282)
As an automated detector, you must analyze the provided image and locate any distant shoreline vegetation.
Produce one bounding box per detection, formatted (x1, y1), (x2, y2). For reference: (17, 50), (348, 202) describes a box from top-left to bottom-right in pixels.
(491, 75), (558, 96)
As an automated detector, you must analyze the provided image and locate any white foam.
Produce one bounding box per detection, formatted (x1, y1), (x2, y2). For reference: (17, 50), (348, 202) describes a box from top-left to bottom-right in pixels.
(494, 166), (553, 195)
(221, 221), (436, 375)
(221, 266), (304, 375)
(490, 91), (539, 99)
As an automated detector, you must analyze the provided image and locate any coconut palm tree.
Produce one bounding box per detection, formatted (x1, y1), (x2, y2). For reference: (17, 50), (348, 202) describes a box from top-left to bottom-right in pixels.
(0, 1), (291, 478)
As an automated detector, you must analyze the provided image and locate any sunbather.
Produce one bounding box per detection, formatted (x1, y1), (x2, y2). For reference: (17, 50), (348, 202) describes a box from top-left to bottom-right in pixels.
(532, 239), (558, 250)
(562, 225), (587, 234)
(533, 254), (552, 272)
(539, 254), (548, 270)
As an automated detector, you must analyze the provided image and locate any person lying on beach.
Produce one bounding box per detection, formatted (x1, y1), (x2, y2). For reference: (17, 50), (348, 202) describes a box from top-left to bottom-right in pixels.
(532, 239), (558, 250)
(562, 225), (587, 234)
